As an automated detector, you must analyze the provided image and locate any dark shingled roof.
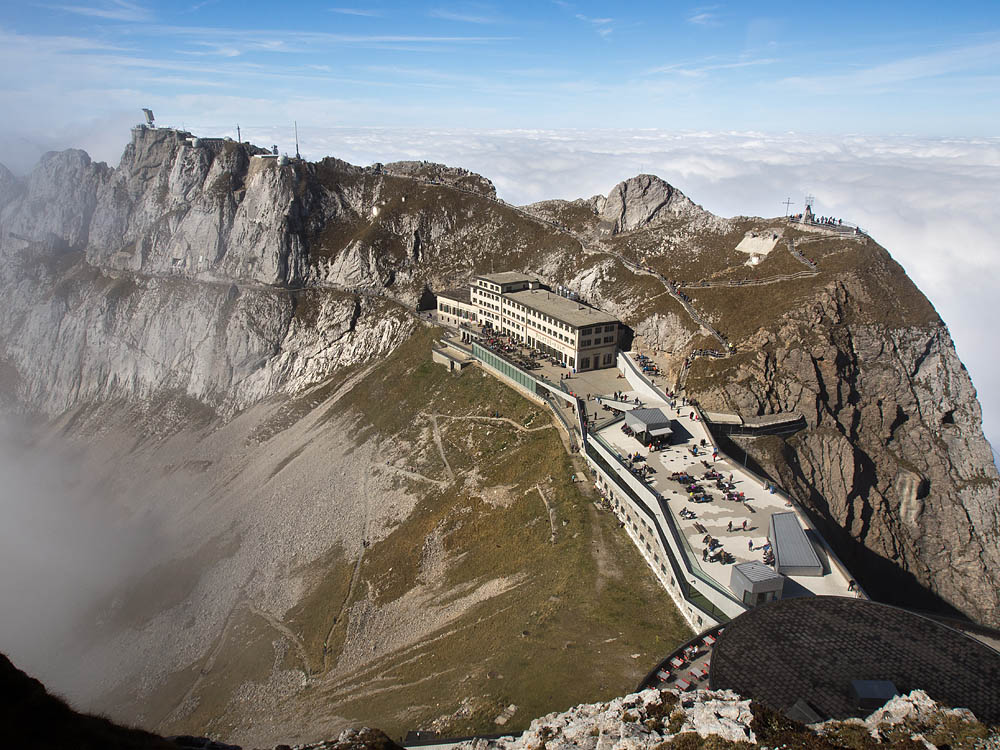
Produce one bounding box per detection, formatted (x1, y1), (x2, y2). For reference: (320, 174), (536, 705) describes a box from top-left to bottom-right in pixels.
(709, 597), (1000, 723)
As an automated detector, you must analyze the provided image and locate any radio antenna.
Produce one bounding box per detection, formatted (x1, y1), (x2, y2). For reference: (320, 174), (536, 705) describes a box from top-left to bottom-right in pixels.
(294, 121), (300, 160)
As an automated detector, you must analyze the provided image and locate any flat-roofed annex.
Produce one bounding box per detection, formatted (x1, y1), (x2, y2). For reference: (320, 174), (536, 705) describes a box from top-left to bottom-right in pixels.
(436, 287), (471, 304)
(504, 288), (619, 330)
(474, 271), (536, 285)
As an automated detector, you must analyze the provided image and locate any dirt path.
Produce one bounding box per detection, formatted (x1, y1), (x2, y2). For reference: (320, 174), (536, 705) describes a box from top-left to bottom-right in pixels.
(677, 269), (818, 289)
(244, 601), (313, 676)
(428, 413), (456, 483)
(786, 237), (818, 270)
(530, 484), (558, 543)
(158, 601), (244, 729)
(321, 444), (375, 673)
(382, 463), (449, 487)
(433, 413), (556, 433)
(159, 594), (316, 728)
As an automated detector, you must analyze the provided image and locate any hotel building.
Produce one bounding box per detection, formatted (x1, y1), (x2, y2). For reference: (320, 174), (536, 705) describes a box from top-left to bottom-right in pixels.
(437, 272), (620, 371)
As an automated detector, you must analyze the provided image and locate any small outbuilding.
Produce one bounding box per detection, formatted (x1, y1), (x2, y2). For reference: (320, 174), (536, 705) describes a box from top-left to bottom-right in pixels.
(850, 680), (899, 710)
(767, 511), (823, 577)
(624, 408), (673, 443)
(730, 561), (784, 606)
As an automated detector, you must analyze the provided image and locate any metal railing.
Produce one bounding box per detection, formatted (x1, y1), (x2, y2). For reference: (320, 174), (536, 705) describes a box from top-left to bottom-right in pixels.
(586, 430), (746, 622)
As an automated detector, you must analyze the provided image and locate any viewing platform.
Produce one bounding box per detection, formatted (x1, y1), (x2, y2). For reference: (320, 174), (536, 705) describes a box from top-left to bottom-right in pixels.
(590, 376), (857, 601)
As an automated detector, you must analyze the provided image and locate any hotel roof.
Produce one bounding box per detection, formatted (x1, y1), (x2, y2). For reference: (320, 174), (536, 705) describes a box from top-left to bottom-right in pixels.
(475, 271), (536, 285)
(504, 289), (619, 329)
(437, 287), (471, 303)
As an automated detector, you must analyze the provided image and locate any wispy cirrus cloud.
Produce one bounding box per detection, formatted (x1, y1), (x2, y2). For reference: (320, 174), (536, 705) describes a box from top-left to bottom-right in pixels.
(47, 0), (151, 22)
(139, 24), (513, 47)
(330, 7), (383, 16)
(779, 38), (1000, 93)
(647, 56), (777, 77)
(575, 13), (613, 37)
(687, 6), (720, 26)
(429, 6), (501, 24)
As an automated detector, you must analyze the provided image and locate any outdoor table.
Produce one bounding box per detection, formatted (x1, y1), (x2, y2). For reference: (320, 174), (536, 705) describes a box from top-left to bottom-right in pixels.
(656, 669), (670, 681)
(676, 678), (692, 691)
(670, 657), (684, 668)
(703, 635), (716, 646)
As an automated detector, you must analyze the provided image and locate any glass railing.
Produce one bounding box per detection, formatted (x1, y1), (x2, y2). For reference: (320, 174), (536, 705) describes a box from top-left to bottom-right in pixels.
(587, 430), (745, 615)
(586, 438), (731, 624)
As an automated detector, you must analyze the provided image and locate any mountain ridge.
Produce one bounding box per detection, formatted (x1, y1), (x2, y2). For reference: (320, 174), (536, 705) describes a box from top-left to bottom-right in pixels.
(0, 128), (998, 744)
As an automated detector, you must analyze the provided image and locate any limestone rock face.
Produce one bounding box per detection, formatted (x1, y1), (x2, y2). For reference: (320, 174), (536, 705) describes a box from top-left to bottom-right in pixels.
(0, 149), (109, 251)
(0, 130), (414, 417)
(382, 160), (496, 199)
(696, 276), (1000, 625)
(84, 128), (306, 285)
(0, 163), (20, 212)
(599, 174), (702, 234)
(458, 689), (755, 750)
(633, 313), (694, 354)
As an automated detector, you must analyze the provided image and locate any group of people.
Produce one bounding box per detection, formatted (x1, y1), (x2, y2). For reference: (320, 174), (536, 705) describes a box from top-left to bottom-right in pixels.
(635, 353), (661, 376)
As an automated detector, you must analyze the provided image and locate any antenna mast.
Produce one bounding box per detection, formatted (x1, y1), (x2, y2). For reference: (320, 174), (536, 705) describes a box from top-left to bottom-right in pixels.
(294, 121), (300, 160)
(237, 123), (241, 142)
(783, 197), (794, 216)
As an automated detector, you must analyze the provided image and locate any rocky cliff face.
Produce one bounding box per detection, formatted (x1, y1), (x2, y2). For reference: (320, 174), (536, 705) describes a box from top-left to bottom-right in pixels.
(598, 174), (714, 235)
(688, 271), (1000, 624)
(381, 160), (496, 199)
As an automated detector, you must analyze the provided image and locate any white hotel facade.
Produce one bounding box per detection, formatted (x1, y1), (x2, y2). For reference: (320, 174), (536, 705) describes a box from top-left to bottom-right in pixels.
(437, 272), (620, 371)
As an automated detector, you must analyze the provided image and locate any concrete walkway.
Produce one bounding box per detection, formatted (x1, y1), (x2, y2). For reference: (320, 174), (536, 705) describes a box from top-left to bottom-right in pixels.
(594, 354), (857, 600)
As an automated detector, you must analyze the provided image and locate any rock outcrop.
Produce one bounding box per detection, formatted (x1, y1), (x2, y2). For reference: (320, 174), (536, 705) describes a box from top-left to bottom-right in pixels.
(0, 162), (20, 211)
(598, 174), (704, 234)
(692, 272), (1000, 625)
(382, 160), (496, 199)
(461, 689), (756, 750)
(459, 688), (998, 750)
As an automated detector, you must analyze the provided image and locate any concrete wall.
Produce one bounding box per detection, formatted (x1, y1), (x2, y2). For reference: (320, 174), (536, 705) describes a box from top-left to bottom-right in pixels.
(618, 351), (666, 403)
(585, 434), (747, 628)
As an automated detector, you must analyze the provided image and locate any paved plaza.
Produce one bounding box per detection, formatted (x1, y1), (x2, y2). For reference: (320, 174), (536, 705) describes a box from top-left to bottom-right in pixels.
(593, 354), (856, 600)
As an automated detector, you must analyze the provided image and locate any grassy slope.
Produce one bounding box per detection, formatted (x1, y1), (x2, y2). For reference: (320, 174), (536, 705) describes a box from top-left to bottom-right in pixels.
(282, 325), (691, 739)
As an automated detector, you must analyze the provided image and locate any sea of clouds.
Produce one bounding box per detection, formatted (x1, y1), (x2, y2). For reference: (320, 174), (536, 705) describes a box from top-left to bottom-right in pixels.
(2, 124), (997, 458)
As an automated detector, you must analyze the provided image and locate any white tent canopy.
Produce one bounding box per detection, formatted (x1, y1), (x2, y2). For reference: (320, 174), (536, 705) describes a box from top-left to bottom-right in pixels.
(624, 407), (673, 437)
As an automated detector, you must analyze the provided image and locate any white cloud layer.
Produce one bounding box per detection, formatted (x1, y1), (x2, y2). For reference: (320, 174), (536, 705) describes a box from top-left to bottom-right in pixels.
(3, 124), (998, 457)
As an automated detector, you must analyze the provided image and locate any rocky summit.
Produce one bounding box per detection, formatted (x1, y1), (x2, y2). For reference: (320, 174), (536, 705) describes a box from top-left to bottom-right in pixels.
(0, 127), (998, 747)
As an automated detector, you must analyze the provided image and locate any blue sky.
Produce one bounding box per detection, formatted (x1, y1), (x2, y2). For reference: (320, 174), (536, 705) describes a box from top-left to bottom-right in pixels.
(1, 0), (1000, 142)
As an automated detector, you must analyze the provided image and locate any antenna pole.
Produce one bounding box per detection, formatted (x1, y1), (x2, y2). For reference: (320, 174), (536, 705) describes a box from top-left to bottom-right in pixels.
(294, 121), (300, 160)
(783, 197), (794, 216)
(237, 124), (241, 142)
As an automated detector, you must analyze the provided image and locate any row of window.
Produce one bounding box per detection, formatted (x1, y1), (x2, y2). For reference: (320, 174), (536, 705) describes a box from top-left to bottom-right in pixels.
(438, 303), (473, 319)
(604, 478), (703, 627)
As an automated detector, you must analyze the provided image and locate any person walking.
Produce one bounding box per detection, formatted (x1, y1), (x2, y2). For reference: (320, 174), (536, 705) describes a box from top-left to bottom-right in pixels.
(747, 539), (753, 551)
(727, 520), (733, 532)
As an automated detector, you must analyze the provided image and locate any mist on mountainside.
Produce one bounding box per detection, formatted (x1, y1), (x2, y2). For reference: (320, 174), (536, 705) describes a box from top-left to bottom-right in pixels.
(0, 417), (168, 704)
